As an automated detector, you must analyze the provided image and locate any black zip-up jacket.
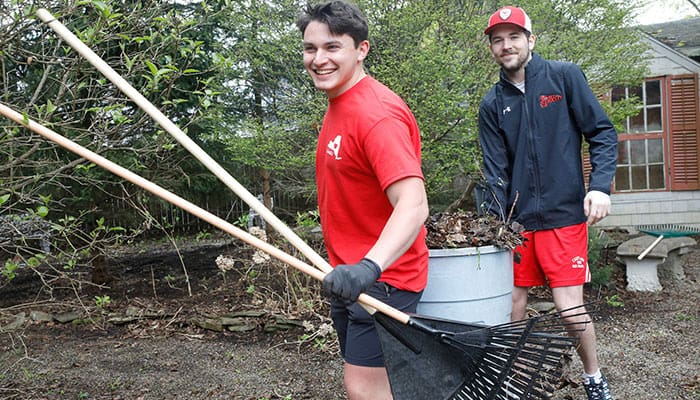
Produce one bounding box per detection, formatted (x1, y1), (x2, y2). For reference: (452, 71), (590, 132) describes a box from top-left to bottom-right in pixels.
(478, 53), (618, 231)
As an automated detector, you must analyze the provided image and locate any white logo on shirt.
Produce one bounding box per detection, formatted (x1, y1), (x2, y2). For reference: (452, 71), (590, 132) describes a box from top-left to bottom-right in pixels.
(503, 106), (511, 115)
(327, 135), (342, 160)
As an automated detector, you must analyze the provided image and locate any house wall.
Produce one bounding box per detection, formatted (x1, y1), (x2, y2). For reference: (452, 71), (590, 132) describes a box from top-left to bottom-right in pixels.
(598, 191), (700, 231)
(647, 50), (699, 75)
(644, 34), (700, 76)
(599, 35), (700, 232)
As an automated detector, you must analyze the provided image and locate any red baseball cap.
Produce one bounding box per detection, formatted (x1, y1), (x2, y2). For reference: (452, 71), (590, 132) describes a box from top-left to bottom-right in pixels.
(484, 6), (532, 35)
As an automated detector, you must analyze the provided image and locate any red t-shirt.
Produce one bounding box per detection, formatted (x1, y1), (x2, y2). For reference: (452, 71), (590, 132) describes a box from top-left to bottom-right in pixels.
(316, 76), (428, 292)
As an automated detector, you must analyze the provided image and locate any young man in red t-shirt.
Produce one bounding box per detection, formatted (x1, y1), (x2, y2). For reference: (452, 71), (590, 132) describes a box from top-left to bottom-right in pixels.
(296, 1), (429, 399)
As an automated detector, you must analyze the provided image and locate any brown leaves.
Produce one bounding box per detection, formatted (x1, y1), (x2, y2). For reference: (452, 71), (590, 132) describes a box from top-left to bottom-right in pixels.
(425, 211), (524, 250)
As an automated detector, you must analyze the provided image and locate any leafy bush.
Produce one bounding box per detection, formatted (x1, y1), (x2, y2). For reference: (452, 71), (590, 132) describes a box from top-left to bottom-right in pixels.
(588, 227), (616, 289)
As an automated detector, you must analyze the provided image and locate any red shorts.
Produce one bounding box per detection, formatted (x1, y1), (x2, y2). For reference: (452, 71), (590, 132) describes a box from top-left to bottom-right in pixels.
(513, 222), (590, 288)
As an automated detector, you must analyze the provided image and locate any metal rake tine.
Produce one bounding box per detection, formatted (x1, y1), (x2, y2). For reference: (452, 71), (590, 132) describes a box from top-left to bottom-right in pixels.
(486, 341), (570, 359)
(487, 348), (571, 367)
(453, 380), (504, 400)
(538, 302), (598, 319)
(504, 366), (561, 383)
(450, 322), (576, 352)
(525, 303), (595, 322)
(495, 319), (590, 336)
(453, 383), (489, 399)
(500, 336), (577, 349)
(463, 384), (528, 400)
(477, 363), (560, 389)
(456, 374), (554, 400)
(499, 374), (557, 400)
(486, 337), (577, 353)
(480, 359), (562, 378)
(487, 363), (561, 396)
(533, 313), (584, 324)
(489, 319), (580, 335)
(497, 309), (593, 330)
(452, 387), (494, 400)
(485, 334), (577, 352)
(499, 357), (565, 378)
(490, 340), (573, 361)
(502, 355), (566, 376)
(480, 345), (573, 366)
(498, 373), (557, 396)
(481, 331), (577, 354)
(486, 351), (564, 396)
(488, 330), (578, 343)
(480, 351), (566, 375)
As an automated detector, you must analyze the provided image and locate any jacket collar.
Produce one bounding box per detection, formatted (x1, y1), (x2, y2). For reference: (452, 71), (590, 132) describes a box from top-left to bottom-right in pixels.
(499, 52), (543, 87)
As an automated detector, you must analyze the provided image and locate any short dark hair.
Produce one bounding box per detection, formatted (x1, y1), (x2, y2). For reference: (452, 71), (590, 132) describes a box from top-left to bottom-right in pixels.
(296, 1), (368, 47)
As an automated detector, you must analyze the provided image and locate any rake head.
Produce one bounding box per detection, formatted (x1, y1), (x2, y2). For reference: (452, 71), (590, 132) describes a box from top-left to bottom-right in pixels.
(376, 304), (591, 400)
(637, 224), (700, 237)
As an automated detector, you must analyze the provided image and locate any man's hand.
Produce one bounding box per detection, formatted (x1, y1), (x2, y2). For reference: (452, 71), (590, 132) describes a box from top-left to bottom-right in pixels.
(322, 258), (382, 302)
(584, 190), (611, 225)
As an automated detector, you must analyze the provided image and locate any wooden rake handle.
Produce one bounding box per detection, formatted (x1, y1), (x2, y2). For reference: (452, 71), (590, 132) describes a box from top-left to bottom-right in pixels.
(637, 234), (664, 260)
(0, 102), (409, 324)
(35, 8), (332, 276)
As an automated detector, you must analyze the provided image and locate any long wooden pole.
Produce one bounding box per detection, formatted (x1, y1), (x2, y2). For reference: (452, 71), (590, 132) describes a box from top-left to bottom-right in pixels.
(0, 103), (406, 323)
(637, 234), (664, 260)
(35, 8), (332, 275)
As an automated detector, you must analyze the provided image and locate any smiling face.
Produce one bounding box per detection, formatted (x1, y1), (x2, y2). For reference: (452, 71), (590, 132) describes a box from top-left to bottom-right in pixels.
(488, 24), (535, 82)
(302, 20), (369, 99)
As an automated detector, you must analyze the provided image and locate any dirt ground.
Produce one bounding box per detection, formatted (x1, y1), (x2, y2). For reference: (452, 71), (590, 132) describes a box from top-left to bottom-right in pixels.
(1, 233), (699, 400)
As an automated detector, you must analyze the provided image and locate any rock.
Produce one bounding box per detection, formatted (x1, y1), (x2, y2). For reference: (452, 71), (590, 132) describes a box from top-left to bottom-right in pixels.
(108, 315), (141, 325)
(263, 316), (304, 332)
(0, 312), (27, 332)
(226, 310), (266, 318)
(30, 310), (53, 322)
(220, 317), (246, 326)
(529, 301), (556, 313)
(125, 306), (168, 318)
(54, 311), (81, 323)
(192, 317), (223, 332)
(227, 323), (257, 332)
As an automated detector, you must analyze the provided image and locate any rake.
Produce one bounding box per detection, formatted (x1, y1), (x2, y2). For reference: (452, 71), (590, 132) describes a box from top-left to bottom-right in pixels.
(7, 9), (592, 398)
(0, 98), (586, 400)
(376, 308), (589, 399)
(636, 224), (700, 260)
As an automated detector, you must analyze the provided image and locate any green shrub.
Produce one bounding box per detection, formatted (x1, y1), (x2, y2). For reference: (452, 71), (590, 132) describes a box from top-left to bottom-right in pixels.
(588, 227), (616, 288)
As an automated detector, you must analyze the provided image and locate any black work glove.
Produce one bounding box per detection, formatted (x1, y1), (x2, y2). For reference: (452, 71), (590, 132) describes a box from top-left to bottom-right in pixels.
(322, 258), (382, 302)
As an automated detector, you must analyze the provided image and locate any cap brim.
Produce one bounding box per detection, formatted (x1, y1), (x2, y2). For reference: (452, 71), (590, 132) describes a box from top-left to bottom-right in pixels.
(484, 22), (530, 35)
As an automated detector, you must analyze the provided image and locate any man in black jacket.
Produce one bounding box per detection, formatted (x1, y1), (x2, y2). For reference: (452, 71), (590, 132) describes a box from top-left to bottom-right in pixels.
(478, 6), (616, 400)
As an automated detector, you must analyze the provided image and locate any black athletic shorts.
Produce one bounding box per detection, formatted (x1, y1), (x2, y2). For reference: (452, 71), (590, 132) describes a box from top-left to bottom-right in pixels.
(330, 282), (423, 367)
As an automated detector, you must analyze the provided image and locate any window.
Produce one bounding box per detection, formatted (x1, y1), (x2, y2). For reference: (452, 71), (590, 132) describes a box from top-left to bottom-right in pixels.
(615, 139), (665, 190)
(612, 80), (663, 133)
(612, 79), (665, 191)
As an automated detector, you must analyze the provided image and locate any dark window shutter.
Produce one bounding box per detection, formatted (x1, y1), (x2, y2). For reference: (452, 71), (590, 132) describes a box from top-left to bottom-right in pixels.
(668, 74), (700, 190)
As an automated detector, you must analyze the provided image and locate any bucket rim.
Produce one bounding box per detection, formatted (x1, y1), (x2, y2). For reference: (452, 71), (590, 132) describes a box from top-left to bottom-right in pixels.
(428, 245), (508, 257)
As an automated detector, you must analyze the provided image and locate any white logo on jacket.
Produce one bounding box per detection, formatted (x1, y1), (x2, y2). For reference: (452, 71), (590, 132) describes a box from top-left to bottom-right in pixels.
(327, 135), (342, 160)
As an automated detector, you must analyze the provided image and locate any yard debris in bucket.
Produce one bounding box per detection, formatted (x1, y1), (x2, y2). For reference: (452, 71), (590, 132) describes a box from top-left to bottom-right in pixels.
(426, 211), (524, 250)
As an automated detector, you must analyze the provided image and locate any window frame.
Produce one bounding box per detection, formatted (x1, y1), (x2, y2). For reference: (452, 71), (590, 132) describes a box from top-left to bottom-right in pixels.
(613, 78), (667, 193)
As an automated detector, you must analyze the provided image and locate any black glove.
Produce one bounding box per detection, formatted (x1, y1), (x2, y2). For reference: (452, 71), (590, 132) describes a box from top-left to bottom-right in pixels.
(322, 258), (382, 302)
